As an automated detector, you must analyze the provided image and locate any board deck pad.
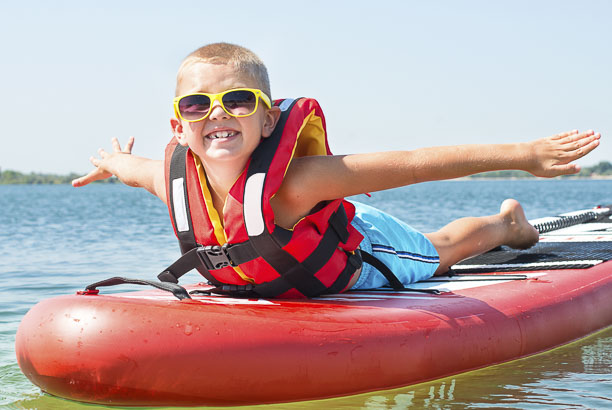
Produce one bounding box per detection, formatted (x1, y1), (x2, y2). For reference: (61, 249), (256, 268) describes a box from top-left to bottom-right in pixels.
(453, 213), (612, 273)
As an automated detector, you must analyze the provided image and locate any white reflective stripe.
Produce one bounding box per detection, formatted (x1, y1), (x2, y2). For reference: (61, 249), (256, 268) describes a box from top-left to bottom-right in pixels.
(244, 173), (266, 236)
(279, 98), (295, 112)
(172, 178), (189, 232)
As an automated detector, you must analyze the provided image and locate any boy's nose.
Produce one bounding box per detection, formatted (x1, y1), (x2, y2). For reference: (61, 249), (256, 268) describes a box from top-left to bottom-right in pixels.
(208, 101), (230, 120)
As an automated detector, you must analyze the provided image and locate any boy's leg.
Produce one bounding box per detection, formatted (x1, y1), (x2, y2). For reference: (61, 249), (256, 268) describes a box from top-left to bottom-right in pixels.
(425, 199), (539, 276)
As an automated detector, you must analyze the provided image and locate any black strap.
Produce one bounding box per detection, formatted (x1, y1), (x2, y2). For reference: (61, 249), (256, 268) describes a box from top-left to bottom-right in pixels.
(328, 205), (350, 243)
(245, 207), (355, 298)
(84, 277), (191, 300)
(246, 98), (297, 176)
(224, 241), (260, 265)
(158, 247), (222, 285)
(157, 240), (274, 284)
(245, 233), (328, 297)
(213, 249), (361, 299)
(359, 250), (441, 294)
(360, 250), (406, 290)
(158, 229), (293, 283)
(325, 251), (363, 294)
(169, 144), (199, 254)
(193, 284), (257, 297)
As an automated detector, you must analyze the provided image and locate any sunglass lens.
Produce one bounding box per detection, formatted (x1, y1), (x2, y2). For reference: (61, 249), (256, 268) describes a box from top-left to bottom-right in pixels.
(222, 90), (257, 115)
(179, 95), (211, 121)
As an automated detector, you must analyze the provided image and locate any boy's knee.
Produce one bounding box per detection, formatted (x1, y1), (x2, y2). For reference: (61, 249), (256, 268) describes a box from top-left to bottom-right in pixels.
(425, 231), (452, 250)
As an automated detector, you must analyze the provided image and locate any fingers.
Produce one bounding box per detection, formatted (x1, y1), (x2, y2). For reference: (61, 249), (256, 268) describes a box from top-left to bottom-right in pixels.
(572, 137), (600, 159)
(111, 136), (135, 153)
(111, 137), (121, 152)
(71, 167), (105, 187)
(552, 130), (599, 160)
(124, 136), (135, 153)
(551, 130), (579, 140)
(563, 132), (600, 155)
(73, 136), (133, 188)
(559, 130), (596, 145)
(98, 136), (135, 159)
(551, 163), (581, 176)
(549, 132), (600, 174)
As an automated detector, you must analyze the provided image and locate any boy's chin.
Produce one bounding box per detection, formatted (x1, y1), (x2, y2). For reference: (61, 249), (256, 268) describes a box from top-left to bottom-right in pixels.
(200, 149), (250, 164)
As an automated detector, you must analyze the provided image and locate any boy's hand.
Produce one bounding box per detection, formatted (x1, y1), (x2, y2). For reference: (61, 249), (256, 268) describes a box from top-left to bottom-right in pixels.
(72, 136), (135, 187)
(526, 130), (601, 177)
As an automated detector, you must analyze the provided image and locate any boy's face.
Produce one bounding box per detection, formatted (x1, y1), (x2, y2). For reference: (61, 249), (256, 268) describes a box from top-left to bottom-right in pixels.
(171, 62), (279, 168)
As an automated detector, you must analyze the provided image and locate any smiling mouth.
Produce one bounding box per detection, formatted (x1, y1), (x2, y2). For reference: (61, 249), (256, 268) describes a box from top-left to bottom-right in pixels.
(206, 130), (239, 139)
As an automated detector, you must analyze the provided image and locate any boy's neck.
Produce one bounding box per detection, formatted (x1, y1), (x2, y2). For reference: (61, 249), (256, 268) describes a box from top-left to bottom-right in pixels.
(200, 157), (247, 214)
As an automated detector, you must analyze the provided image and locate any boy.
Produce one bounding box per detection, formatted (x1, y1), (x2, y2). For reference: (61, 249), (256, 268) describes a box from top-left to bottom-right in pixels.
(73, 43), (600, 297)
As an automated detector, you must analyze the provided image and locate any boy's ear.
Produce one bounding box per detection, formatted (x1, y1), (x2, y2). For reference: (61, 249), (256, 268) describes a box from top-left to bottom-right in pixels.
(261, 106), (281, 138)
(170, 118), (189, 146)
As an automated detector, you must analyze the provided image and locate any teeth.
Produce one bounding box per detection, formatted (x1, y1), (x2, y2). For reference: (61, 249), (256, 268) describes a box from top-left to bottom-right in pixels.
(208, 131), (236, 139)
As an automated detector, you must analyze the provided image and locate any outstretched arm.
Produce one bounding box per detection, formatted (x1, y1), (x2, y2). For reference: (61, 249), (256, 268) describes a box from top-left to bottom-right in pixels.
(277, 130), (600, 217)
(72, 137), (166, 204)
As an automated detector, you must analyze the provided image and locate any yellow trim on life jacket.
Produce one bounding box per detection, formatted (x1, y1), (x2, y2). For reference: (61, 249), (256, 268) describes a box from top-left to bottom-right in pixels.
(293, 111), (327, 158)
(193, 154), (255, 284)
(276, 109), (329, 231)
(193, 155), (226, 245)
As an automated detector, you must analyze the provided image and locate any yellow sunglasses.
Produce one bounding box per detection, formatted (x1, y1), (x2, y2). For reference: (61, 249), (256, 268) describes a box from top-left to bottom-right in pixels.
(173, 88), (272, 122)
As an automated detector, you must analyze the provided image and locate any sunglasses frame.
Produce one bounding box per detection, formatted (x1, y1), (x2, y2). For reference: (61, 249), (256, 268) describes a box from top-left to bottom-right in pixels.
(173, 88), (272, 123)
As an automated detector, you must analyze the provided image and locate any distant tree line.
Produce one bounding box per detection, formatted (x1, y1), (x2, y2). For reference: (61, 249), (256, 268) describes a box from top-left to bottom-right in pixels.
(0, 168), (119, 184)
(2, 161), (612, 184)
(469, 161), (612, 179)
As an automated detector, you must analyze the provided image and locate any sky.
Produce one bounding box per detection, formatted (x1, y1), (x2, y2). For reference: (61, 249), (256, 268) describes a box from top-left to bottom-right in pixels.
(1, 0), (611, 174)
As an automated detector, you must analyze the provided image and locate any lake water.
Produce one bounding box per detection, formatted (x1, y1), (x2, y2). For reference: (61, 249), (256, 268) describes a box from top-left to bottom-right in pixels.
(1, 180), (611, 409)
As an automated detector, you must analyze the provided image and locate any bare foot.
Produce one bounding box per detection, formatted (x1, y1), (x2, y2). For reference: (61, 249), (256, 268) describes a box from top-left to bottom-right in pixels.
(500, 199), (539, 249)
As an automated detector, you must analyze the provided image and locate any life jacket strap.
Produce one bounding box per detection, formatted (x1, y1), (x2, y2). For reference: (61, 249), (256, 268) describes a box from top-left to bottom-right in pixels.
(353, 250), (440, 294)
(168, 144), (198, 253)
(190, 284), (257, 297)
(246, 207), (358, 297)
(327, 204), (350, 243)
(159, 229), (289, 280)
(158, 247), (221, 285)
(157, 242), (254, 283)
(159, 207), (361, 297)
(359, 250), (406, 290)
(194, 251), (362, 298)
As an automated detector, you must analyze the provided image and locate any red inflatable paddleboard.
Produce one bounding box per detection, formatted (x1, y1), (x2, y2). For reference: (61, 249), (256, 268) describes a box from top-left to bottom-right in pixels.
(15, 206), (612, 406)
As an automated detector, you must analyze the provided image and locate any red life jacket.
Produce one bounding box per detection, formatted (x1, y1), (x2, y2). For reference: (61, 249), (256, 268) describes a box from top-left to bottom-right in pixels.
(161, 98), (364, 298)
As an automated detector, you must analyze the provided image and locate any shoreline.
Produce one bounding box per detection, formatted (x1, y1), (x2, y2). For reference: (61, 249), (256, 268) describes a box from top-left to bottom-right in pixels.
(3, 176), (612, 186)
(461, 175), (612, 181)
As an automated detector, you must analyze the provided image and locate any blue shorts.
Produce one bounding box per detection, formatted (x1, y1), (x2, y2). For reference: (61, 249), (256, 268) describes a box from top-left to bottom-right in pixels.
(349, 201), (440, 290)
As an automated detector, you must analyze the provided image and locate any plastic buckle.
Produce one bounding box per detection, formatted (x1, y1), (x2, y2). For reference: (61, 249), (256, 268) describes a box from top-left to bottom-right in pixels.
(197, 245), (235, 270)
(347, 252), (363, 270)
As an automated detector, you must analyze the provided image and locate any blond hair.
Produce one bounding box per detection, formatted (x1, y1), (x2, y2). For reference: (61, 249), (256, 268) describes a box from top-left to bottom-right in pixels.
(176, 43), (271, 98)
